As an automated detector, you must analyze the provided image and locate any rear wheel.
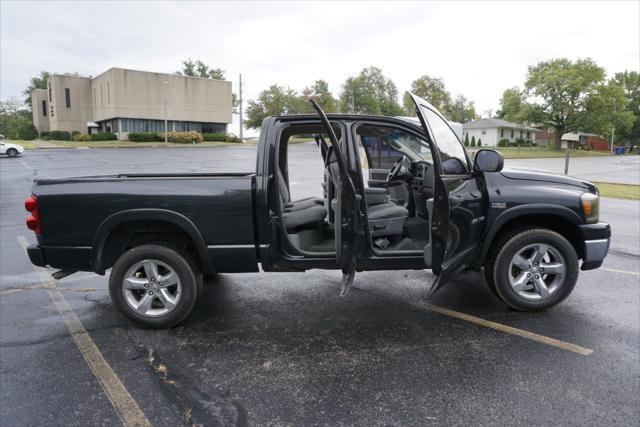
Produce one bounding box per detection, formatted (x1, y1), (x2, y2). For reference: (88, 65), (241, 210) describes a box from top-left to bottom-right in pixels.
(492, 228), (579, 311)
(7, 148), (18, 158)
(109, 244), (199, 328)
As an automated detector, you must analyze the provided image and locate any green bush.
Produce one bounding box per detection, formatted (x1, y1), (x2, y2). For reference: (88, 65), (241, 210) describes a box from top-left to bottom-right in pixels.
(470, 136), (476, 147)
(497, 139), (509, 147)
(90, 132), (117, 141)
(165, 131), (203, 144)
(464, 133), (469, 147)
(202, 133), (227, 142)
(73, 133), (91, 141)
(128, 132), (162, 142)
(72, 130), (81, 137)
(49, 130), (71, 140)
(477, 138), (482, 147)
(40, 131), (49, 138)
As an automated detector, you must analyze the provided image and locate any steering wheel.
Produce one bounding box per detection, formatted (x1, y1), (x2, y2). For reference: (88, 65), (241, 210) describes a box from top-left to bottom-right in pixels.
(387, 155), (409, 183)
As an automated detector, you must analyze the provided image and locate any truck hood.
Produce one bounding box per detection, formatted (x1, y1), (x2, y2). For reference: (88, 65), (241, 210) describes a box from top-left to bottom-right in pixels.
(500, 168), (595, 191)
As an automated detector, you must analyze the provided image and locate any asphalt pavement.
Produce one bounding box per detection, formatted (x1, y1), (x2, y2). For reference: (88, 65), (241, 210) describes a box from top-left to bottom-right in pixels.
(1, 146), (638, 426)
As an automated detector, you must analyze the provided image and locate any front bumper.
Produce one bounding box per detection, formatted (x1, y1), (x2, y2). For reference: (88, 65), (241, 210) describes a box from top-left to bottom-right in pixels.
(579, 222), (611, 270)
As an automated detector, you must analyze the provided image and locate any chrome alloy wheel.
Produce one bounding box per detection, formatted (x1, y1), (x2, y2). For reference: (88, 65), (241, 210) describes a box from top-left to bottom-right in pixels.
(508, 243), (566, 300)
(122, 259), (182, 317)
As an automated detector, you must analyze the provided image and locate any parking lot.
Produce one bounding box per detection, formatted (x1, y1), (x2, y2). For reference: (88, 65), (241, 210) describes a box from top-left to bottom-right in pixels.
(1, 145), (639, 426)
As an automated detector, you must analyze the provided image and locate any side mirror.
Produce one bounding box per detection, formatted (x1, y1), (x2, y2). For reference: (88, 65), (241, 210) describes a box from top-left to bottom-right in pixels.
(474, 149), (504, 173)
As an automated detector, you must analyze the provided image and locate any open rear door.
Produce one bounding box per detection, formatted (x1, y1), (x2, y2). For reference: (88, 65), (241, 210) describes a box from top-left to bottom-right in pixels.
(409, 94), (483, 297)
(310, 100), (360, 296)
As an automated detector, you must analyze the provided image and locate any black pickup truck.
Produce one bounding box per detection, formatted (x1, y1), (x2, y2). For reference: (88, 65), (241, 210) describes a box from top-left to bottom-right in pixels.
(25, 95), (611, 328)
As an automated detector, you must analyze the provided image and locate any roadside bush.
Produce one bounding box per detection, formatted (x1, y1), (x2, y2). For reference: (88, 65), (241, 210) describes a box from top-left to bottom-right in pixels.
(165, 131), (203, 144)
(226, 133), (242, 143)
(49, 130), (71, 140)
(477, 138), (482, 147)
(72, 130), (81, 137)
(202, 133), (227, 142)
(128, 132), (162, 142)
(470, 136), (476, 147)
(497, 139), (509, 147)
(73, 133), (91, 141)
(464, 133), (469, 147)
(40, 131), (49, 138)
(90, 132), (117, 141)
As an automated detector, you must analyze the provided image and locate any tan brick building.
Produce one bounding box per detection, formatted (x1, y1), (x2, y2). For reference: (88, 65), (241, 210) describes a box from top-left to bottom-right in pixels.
(31, 67), (232, 139)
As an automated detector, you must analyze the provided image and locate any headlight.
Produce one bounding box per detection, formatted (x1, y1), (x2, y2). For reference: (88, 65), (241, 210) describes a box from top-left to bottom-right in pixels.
(580, 192), (600, 223)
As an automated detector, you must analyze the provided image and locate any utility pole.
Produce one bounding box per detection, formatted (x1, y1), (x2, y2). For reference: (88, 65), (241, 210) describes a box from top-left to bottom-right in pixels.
(163, 80), (169, 143)
(239, 73), (243, 141)
(610, 97), (616, 154)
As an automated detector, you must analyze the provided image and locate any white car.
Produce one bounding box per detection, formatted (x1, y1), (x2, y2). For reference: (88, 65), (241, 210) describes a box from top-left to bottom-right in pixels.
(0, 135), (24, 158)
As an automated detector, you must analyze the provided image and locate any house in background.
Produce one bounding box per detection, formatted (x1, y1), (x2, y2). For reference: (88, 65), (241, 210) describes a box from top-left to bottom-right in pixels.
(561, 133), (608, 150)
(31, 67), (232, 139)
(462, 118), (537, 147)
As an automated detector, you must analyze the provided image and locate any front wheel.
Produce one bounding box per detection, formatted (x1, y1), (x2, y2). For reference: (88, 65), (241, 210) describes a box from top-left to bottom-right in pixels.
(109, 244), (199, 328)
(7, 148), (18, 158)
(491, 228), (579, 311)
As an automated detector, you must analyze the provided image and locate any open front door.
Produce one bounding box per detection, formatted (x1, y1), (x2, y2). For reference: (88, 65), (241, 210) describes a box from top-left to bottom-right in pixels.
(310, 100), (360, 296)
(409, 94), (486, 297)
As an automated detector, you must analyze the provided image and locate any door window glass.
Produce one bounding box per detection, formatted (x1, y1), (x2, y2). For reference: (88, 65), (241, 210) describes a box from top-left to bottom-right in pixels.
(423, 108), (469, 174)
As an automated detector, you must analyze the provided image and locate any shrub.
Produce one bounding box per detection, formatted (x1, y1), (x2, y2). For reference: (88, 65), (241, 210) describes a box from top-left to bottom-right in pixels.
(49, 130), (71, 140)
(202, 133), (227, 142)
(464, 133), (469, 147)
(90, 131), (117, 141)
(128, 132), (162, 142)
(40, 131), (49, 138)
(477, 138), (482, 147)
(15, 122), (38, 140)
(470, 135), (476, 147)
(165, 131), (203, 144)
(226, 133), (242, 143)
(73, 133), (91, 141)
(497, 138), (509, 147)
(72, 130), (81, 137)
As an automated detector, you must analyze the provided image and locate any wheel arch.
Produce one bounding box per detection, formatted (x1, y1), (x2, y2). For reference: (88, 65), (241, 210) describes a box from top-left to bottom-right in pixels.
(476, 204), (585, 268)
(92, 209), (213, 274)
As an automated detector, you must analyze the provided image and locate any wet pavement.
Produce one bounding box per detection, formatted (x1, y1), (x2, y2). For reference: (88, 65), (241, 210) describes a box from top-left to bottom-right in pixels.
(1, 146), (639, 426)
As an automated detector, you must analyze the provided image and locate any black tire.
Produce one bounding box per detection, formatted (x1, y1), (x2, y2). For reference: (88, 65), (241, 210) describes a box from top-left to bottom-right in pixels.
(492, 228), (579, 311)
(7, 148), (18, 158)
(109, 244), (199, 328)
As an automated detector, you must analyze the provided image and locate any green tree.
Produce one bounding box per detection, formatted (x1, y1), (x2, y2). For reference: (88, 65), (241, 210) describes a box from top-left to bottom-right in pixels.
(497, 87), (527, 122)
(339, 66), (403, 115)
(464, 133), (469, 146)
(300, 80), (337, 113)
(477, 138), (482, 147)
(524, 58), (606, 150)
(177, 59), (225, 80)
(578, 81), (635, 145)
(470, 135), (476, 147)
(0, 99), (38, 139)
(612, 71), (640, 144)
(23, 71), (50, 111)
(403, 75), (478, 122)
(402, 75), (452, 113)
(245, 85), (304, 129)
(447, 95), (479, 123)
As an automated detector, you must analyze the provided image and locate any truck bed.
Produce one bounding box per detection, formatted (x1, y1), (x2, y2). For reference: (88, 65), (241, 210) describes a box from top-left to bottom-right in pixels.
(31, 172), (258, 273)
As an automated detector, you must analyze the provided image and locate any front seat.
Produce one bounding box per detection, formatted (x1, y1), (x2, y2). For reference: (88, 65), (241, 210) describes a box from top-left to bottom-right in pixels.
(278, 170), (327, 229)
(367, 201), (408, 237)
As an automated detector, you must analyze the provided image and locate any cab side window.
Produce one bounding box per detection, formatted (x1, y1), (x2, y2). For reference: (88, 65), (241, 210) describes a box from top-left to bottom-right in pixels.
(423, 108), (469, 174)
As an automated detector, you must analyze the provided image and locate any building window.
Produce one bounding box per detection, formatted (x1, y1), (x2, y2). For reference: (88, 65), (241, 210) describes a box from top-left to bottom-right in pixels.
(48, 83), (52, 102)
(527, 131), (531, 139)
(510, 129), (514, 138)
(65, 88), (71, 108)
(42, 100), (47, 116)
(107, 82), (110, 104)
(481, 130), (486, 135)
(500, 129), (504, 137)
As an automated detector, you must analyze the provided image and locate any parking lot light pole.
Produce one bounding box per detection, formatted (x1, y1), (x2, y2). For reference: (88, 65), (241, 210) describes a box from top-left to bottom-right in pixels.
(163, 80), (169, 143)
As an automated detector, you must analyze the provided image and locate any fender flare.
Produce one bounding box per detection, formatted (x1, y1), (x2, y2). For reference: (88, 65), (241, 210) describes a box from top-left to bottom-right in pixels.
(477, 203), (583, 266)
(92, 209), (213, 274)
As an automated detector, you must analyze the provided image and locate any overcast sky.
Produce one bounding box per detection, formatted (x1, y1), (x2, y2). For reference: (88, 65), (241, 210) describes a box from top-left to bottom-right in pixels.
(1, 1), (638, 134)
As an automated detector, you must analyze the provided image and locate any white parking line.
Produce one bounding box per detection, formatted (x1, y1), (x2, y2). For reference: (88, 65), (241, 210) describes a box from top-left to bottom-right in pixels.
(17, 236), (151, 427)
(601, 267), (640, 277)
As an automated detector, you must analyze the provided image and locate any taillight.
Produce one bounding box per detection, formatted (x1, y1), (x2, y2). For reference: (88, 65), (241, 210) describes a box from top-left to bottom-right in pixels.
(25, 195), (41, 234)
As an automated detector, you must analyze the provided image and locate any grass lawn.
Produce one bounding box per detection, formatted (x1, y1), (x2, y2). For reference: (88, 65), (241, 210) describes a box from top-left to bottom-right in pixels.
(470, 147), (613, 159)
(593, 182), (640, 201)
